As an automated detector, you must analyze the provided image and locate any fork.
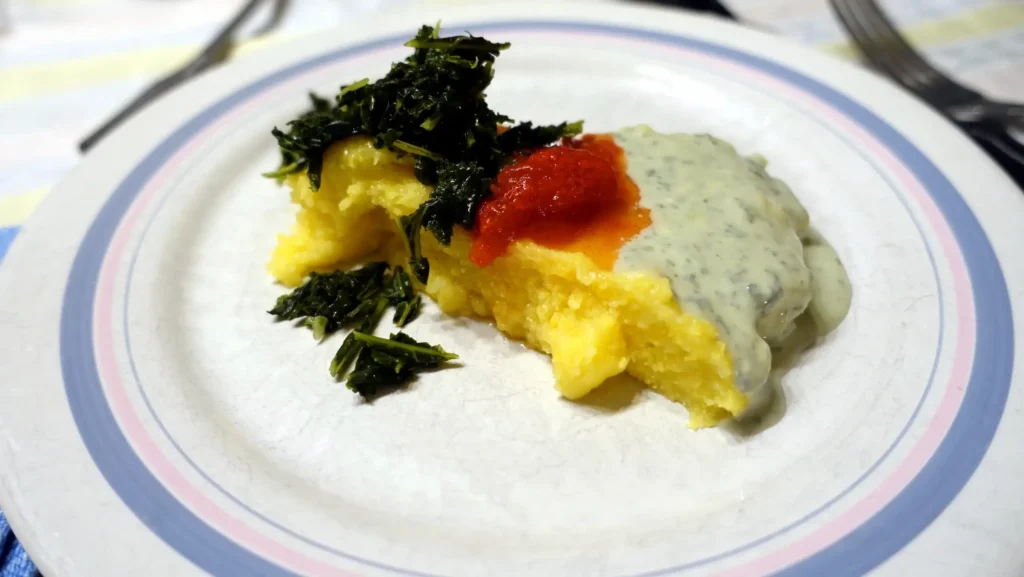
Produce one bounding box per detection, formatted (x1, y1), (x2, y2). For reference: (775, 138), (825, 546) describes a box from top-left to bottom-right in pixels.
(829, 0), (1024, 187)
(79, 0), (289, 153)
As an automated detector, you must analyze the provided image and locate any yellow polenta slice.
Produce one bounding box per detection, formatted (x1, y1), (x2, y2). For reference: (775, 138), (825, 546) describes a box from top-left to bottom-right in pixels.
(269, 137), (745, 427)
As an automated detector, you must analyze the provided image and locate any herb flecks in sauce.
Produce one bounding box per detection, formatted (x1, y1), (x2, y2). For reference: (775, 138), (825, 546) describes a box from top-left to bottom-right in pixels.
(613, 125), (851, 410)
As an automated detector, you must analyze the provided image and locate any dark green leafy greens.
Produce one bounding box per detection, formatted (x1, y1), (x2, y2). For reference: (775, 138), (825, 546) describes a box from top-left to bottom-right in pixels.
(270, 263), (451, 398)
(398, 209), (429, 284)
(385, 266), (421, 326)
(329, 332), (364, 379)
(267, 23), (582, 282)
(496, 121), (585, 154)
(267, 25), (582, 395)
(344, 332), (458, 398)
(263, 91), (338, 184)
(268, 263), (390, 340)
(269, 263), (422, 339)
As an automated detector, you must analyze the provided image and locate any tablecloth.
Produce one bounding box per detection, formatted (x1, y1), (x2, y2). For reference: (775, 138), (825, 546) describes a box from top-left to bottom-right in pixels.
(1, 0), (1021, 574)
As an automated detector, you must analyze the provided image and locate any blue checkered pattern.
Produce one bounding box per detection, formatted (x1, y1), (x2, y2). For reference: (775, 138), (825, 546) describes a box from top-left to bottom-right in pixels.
(0, 511), (39, 577)
(0, 229), (35, 577)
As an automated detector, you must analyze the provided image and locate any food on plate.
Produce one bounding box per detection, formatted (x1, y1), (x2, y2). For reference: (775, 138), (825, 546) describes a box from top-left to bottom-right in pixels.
(266, 24), (851, 427)
(268, 263), (459, 398)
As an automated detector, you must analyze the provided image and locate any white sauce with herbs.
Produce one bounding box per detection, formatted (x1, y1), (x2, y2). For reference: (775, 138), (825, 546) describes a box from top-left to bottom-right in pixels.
(611, 125), (851, 410)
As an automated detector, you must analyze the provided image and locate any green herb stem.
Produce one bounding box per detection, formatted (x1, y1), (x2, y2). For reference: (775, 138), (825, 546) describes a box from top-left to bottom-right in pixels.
(351, 331), (458, 360)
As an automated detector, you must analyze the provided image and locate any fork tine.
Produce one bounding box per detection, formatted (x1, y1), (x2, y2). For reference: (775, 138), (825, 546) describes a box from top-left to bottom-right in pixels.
(830, 0), (901, 77)
(830, 0), (933, 90)
(850, 0), (941, 88)
(832, 0), (985, 109)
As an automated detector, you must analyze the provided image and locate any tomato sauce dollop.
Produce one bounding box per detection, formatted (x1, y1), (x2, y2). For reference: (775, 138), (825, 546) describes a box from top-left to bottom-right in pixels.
(469, 135), (651, 269)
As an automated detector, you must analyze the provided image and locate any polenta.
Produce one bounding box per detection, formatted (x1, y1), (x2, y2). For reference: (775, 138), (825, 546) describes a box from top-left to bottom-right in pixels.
(268, 134), (851, 427)
(264, 25), (851, 427)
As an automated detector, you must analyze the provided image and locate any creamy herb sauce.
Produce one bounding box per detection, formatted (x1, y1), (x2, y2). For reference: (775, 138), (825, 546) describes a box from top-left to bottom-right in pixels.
(612, 125), (851, 409)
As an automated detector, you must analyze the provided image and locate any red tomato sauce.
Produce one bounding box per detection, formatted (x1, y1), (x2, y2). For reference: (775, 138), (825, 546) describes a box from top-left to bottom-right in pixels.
(469, 134), (651, 269)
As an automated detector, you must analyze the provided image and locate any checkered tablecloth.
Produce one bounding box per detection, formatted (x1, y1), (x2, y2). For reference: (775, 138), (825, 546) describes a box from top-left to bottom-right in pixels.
(0, 0), (1021, 574)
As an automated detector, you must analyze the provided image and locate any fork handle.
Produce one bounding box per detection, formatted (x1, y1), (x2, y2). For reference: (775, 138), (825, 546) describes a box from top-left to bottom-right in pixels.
(950, 101), (1024, 133)
(637, 0), (737, 19)
(978, 101), (1024, 129)
(78, 61), (221, 152)
(78, 0), (269, 153)
(964, 123), (1024, 191)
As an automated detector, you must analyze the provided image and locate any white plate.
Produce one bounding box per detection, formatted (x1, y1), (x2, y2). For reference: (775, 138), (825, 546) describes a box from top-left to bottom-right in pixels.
(2, 3), (1023, 576)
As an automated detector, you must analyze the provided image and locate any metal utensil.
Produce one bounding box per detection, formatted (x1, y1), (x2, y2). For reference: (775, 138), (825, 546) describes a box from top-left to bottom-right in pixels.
(636, 0), (736, 19)
(79, 0), (289, 153)
(830, 0), (1024, 187)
